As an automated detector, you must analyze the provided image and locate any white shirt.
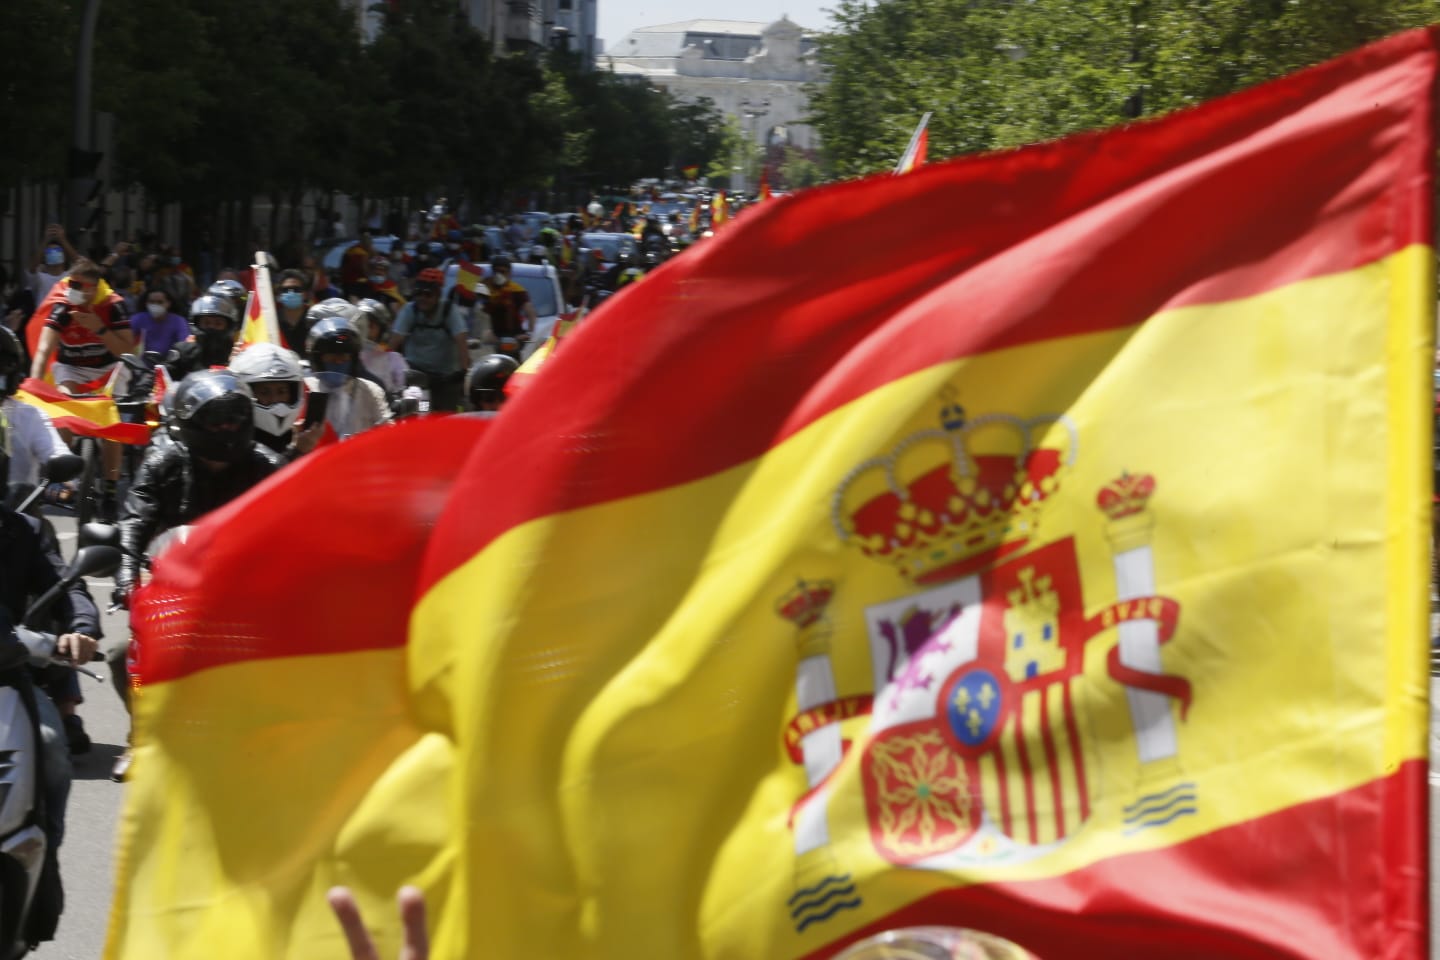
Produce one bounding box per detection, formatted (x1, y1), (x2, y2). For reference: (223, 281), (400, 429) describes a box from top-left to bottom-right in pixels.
(1, 396), (68, 486)
(361, 346), (409, 395)
(303, 375), (392, 440)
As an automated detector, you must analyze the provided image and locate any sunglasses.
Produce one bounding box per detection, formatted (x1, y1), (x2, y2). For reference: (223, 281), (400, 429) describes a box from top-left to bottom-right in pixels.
(68, 279), (97, 291)
(279, 286), (304, 293)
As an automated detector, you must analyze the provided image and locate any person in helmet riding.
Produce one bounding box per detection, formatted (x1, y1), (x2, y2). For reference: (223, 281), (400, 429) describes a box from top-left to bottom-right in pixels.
(353, 298), (408, 396)
(480, 255), (535, 351)
(118, 372), (279, 607)
(228, 343), (322, 462)
(112, 369), (280, 779)
(162, 294), (240, 381)
(389, 267), (470, 412)
(305, 316), (392, 439)
(465, 353), (517, 417)
(206, 278), (249, 323)
(362, 256), (406, 311)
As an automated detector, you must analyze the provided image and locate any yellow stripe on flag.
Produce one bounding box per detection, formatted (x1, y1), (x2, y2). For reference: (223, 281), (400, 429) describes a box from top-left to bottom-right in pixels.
(404, 249), (1430, 957)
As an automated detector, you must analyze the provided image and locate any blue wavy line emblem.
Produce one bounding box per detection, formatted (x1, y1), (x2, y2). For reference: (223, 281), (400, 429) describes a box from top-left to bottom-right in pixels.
(789, 873), (863, 933)
(1123, 804), (1198, 835)
(790, 883), (858, 919)
(1123, 790), (1197, 824)
(795, 898), (863, 933)
(787, 873), (852, 906)
(1123, 781), (1196, 816)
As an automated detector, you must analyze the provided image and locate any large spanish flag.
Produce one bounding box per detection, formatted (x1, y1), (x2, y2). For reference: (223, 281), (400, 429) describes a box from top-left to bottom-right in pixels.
(108, 28), (1436, 960)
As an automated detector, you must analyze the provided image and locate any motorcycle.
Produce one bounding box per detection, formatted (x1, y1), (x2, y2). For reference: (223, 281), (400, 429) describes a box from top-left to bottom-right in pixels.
(0, 544), (119, 957)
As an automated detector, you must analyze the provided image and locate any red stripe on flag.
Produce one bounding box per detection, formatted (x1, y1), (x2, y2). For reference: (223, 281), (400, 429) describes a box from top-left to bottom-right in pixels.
(1039, 689), (1065, 839)
(1063, 681), (1090, 823)
(418, 28), (1439, 590)
(1011, 716), (1038, 844)
(801, 759), (1428, 960)
(133, 416), (490, 685)
(50, 416), (150, 445)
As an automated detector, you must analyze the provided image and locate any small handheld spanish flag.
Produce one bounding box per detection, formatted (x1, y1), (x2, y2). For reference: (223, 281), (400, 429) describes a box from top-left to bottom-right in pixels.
(455, 259), (483, 296)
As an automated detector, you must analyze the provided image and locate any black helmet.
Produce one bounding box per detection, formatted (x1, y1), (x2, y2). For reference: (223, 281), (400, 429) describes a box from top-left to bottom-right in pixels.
(0, 325), (23, 397)
(172, 370), (255, 464)
(305, 316), (362, 378)
(207, 279), (248, 317)
(466, 353), (518, 409)
(490, 254), (512, 274)
(189, 294), (241, 364)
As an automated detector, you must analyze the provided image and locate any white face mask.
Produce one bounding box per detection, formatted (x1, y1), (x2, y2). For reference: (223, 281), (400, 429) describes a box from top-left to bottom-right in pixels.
(146, 302), (167, 318)
(65, 287), (89, 306)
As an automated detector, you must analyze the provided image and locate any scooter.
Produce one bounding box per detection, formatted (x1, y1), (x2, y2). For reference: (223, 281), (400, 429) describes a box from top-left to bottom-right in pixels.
(0, 544), (119, 958)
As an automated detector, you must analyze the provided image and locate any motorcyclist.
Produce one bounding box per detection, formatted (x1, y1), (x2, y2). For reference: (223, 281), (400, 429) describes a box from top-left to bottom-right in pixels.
(112, 370), (281, 779)
(353, 298), (408, 397)
(162, 294), (240, 381)
(603, 249), (646, 292)
(465, 353), (517, 417)
(389, 268), (470, 412)
(0, 494), (101, 943)
(228, 343), (321, 463)
(362, 255), (407, 311)
(206, 278), (249, 322)
(480, 255), (535, 361)
(305, 317), (392, 439)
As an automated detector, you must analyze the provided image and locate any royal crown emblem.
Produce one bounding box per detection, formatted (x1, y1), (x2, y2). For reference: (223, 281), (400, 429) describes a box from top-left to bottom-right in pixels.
(830, 399), (1078, 584)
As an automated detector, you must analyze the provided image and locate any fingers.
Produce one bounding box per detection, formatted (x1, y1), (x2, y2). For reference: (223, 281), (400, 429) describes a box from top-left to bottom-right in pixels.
(397, 886), (429, 960)
(327, 887), (379, 960)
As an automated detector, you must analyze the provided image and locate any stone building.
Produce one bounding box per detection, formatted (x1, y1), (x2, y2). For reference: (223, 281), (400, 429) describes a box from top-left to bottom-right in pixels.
(601, 18), (825, 154)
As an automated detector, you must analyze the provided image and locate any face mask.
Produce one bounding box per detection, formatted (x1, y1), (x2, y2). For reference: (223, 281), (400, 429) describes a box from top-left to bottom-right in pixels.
(44, 248), (64, 266)
(169, 256), (182, 266)
(493, 273), (508, 285)
(315, 369), (349, 390)
(278, 290), (304, 309)
(66, 287), (89, 305)
(370, 274), (387, 285)
(146, 302), (167, 318)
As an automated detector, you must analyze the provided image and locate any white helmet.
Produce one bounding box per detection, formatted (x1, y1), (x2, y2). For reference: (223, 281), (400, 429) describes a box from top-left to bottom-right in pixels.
(229, 343), (306, 437)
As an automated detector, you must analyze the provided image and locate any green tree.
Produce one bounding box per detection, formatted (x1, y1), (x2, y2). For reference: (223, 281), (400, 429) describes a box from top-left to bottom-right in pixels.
(812, 0), (1440, 173)
(0, 1), (76, 192)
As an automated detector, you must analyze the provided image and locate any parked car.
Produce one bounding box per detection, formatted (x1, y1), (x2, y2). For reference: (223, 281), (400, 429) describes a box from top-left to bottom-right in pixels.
(442, 260), (566, 359)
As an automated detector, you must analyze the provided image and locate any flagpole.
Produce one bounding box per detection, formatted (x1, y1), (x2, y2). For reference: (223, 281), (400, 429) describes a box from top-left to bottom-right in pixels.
(252, 251), (281, 345)
(893, 111), (933, 175)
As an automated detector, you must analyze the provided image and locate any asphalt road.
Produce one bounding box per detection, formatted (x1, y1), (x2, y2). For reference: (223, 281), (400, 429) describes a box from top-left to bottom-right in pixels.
(24, 509), (1440, 958)
(36, 511), (132, 960)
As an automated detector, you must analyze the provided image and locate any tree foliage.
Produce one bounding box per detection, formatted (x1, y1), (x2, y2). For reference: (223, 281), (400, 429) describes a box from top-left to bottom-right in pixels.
(811, 0), (1439, 175)
(0, 0), (731, 252)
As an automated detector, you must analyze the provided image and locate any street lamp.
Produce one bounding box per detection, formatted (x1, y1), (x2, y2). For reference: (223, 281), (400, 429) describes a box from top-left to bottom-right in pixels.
(738, 97), (770, 195)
